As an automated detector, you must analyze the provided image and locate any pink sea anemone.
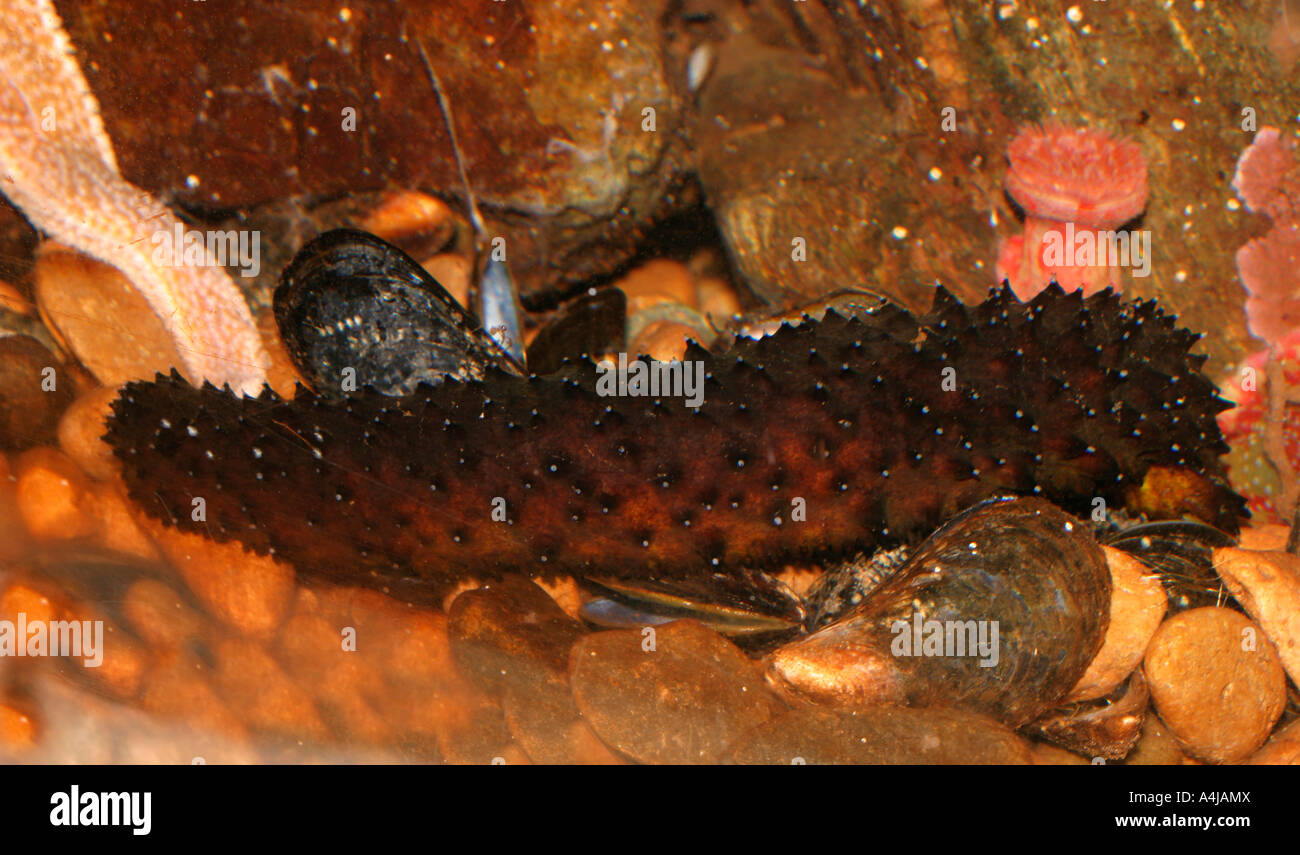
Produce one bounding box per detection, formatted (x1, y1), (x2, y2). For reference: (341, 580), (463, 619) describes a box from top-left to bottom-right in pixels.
(997, 124), (1150, 300)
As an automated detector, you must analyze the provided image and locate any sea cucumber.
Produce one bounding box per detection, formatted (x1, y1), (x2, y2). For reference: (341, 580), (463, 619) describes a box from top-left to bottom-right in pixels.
(105, 284), (1245, 591)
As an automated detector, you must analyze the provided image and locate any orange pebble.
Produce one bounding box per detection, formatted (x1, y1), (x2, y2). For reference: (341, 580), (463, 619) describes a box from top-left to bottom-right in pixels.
(359, 190), (455, 245)
(0, 280), (33, 317)
(277, 612), (390, 744)
(60, 599), (151, 700)
(85, 481), (159, 561)
(628, 321), (699, 362)
(14, 446), (94, 540)
(56, 385), (121, 482)
(138, 650), (248, 745)
(257, 311), (305, 399)
(34, 248), (190, 388)
(144, 521), (296, 641)
(697, 275), (743, 321)
(0, 581), (60, 626)
(211, 637), (329, 741)
(0, 455), (28, 560)
(0, 704), (37, 753)
(309, 585), (458, 690)
(421, 253), (473, 309)
(616, 259), (698, 313)
(121, 578), (207, 651)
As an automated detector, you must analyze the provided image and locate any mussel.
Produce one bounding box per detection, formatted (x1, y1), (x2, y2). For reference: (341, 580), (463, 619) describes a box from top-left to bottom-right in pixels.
(765, 497), (1112, 727)
(273, 228), (522, 397)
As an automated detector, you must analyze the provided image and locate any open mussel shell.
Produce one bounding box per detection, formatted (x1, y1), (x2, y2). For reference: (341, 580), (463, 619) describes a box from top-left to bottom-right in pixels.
(525, 287), (627, 376)
(765, 497), (1112, 727)
(273, 228), (521, 397)
(579, 569), (805, 640)
(1102, 519), (1238, 610)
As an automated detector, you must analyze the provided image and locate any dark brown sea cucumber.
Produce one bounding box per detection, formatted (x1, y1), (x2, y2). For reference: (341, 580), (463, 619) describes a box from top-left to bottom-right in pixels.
(105, 285), (1245, 591)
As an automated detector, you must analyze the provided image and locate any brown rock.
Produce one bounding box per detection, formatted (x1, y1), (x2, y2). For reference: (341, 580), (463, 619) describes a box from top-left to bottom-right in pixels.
(502, 682), (625, 765)
(34, 248), (190, 388)
(534, 575), (584, 622)
(144, 520), (296, 641)
(1124, 713), (1191, 766)
(1144, 607), (1287, 763)
(727, 706), (1034, 765)
(60, 597), (151, 701)
(1238, 525), (1290, 552)
(0, 453), (30, 561)
(211, 637), (329, 741)
(276, 611), (390, 745)
(570, 620), (779, 764)
(121, 578), (208, 651)
(0, 579), (61, 627)
(57, 0), (685, 300)
(449, 575), (586, 694)
(1248, 717), (1300, 765)
(0, 333), (75, 449)
(1031, 742), (1091, 765)
(84, 480), (159, 561)
(1067, 547), (1167, 702)
(137, 651), (249, 750)
(1212, 546), (1300, 688)
(56, 384), (121, 481)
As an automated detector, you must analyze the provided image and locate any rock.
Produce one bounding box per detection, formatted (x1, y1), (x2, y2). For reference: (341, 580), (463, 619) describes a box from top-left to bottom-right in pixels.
(727, 706), (1034, 765)
(1030, 741), (1090, 765)
(419, 253), (473, 311)
(571, 620), (779, 764)
(142, 518), (297, 641)
(34, 248), (190, 388)
(1124, 712), (1192, 766)
(120, 578), (208, 652)
(627, 320), (700, 363)
(449, 575), (585, 695)
(84, 480), (159, 561)
(696, 276), (743, 324)
(56, 0), (687, 300)
(211, 637), (329, 741)
(0, 703), (37, 756)
(1067, 547), (1167, 702)
(357, 190), (456, 257)
(276, 610), (391, 745)
(0, 333), (75, 449)
(60, 595), (151, 701)
(0, 453), (29, 561)
(1248, 717), (1300, 765)
(1144, 607), (1287, 763)
(137, 651), (251, 755)
(56, 384), (121, 481)
(449, 577), (613, 763)
(616, 260), (699, 314)
(1237, 524), (1290, 552)
(13, 446), (95, 540)
(1212, 546), (1300, 688)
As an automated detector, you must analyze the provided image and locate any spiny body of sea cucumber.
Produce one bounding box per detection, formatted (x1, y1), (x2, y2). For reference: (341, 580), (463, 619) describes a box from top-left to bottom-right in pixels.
(105, 285), (1245, 591)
